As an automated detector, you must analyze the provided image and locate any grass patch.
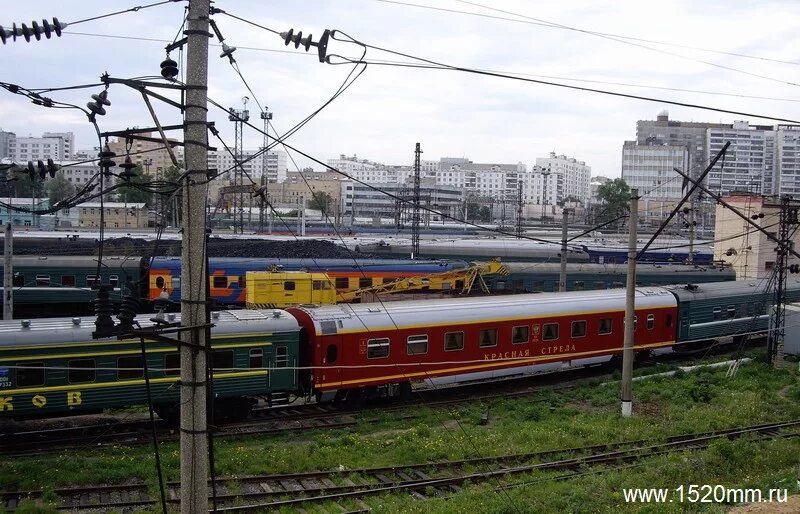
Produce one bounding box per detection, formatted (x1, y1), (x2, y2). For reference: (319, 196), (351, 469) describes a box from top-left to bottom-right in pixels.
(1, 356), (798, 513)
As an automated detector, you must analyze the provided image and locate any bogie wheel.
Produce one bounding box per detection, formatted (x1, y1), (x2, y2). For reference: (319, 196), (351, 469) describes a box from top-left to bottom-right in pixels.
(398, 382), (413, 402)
(153, 403), (180, 425)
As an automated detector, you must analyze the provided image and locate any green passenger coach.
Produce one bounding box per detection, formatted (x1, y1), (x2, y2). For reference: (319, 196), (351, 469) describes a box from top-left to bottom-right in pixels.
(0, 309), (302, 421)
(666, 279), (800, 346)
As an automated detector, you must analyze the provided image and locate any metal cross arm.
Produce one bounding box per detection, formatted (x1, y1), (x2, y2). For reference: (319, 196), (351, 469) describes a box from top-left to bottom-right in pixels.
(100, 124), (186, 145)
(672, 167), (800, 261)
(637, 141), (730, 260)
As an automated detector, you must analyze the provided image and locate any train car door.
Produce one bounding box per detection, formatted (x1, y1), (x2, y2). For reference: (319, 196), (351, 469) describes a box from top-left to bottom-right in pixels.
(266, 343), (295, 391)
(315, 335), (342, 398)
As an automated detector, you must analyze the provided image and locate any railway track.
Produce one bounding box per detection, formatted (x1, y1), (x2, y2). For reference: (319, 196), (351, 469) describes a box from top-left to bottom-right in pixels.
(0, 348), (756, 458)
(3, 418), (797, 512)
(0, 364), (604, 458)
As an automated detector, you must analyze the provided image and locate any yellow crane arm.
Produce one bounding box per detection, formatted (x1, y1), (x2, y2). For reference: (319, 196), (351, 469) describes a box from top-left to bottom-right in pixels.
(337, 260), (508, 303)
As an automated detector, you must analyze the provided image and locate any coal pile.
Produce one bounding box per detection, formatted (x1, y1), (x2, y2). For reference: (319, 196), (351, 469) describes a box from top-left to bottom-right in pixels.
(2, 236), (368, 259)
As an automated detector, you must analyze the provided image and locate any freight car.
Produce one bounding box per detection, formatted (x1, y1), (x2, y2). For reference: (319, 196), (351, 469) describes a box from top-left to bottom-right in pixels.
(1, 279), (797, 420)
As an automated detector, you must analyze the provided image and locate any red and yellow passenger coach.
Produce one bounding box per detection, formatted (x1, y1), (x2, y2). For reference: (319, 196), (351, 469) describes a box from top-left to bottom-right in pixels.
(287, 287), (678, 401)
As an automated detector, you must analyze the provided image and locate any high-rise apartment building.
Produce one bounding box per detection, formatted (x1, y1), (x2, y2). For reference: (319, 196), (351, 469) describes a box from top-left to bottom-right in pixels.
(2, 131), (75, 162)
(209, 148), (288, 185)
(107, 132), (183, 179)
(534, 152), (592, 204)
(621, 141), (688, 200)
(706, 121), (776, 196)
(0, 130), (14, 158)
(775, 125), (800, 196)
(636, 111), (727, 178)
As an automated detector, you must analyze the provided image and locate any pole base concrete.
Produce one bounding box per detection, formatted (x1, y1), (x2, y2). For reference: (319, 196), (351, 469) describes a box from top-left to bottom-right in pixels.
(621, 401), (632, 417)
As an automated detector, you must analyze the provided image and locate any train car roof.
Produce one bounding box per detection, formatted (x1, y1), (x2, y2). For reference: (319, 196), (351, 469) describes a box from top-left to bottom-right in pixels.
(501, 262), (735, 276)
(291, 287), (676, 334)
(0, 309), (299, 348)
(664, 278), (800, 301)
(357, 241), (590, 261)
(150, 256), (469, 271)
(8, 255), (141, 268)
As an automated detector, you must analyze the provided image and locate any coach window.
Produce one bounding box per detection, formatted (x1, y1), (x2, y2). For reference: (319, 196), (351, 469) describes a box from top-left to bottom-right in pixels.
(16, 362), (44, 387)
(542, 323), (559, 341)
(532, 280), (544, 292)
(155, 276), (165, 289)
(249, 349), (263, 369)
(512, 326), (529, 344)
(35, 275), (50, 286)
(335, 277), (349, 289)
(444, 331), (464, 351)
(68, 358), (96, 383)
(646, 314), (655, 330)
(359, 277), (373, 288)
(727, 305), (736, 319)
(164, 354), (179, 376)
(275, 346), (289, 368)
(13, 273), (24, 287)
(117, 356), (144, 379)
(571, 320), (587, 338)
(712, 307), (722, 321)
(479, 328), (498, 348)
(407, 335), (429, 355)
(109, 275), (119, 288)
(61, 275), (76, 287)
(598, 318), (612, 335)
(666, 314), (673, 328)
(87, 275), (100, 288)
(213, 276), (227, 288)
(326, 344), (338, 363)
(594, 281), (607, 290)
(284, 281), (296, 291)
(573, 281), (584, 291)
(212, 350), (235, 371)
(313, 280), (331, 290)
(236, 276), (244, 289)
(367, 338), (390, 358)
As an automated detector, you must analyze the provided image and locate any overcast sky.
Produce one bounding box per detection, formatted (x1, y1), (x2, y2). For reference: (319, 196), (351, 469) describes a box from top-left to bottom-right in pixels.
(1, 0), (798, 177)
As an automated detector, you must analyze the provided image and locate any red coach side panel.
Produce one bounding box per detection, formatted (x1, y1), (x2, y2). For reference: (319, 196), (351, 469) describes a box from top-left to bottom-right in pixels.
(289, 288), (678, 395)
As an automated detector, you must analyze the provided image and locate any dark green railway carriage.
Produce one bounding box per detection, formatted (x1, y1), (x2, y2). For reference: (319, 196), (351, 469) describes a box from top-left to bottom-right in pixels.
(0, 309), (301, 421)
(489, 262), (736, 293)
(0, 255), (144, 317)
(665, 279), (800, 344)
